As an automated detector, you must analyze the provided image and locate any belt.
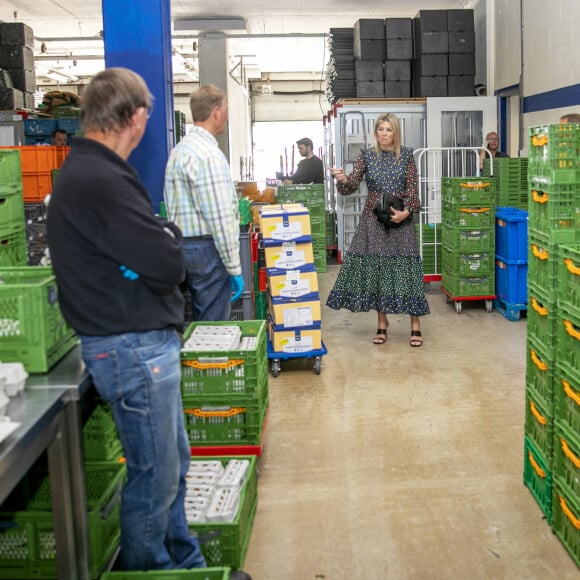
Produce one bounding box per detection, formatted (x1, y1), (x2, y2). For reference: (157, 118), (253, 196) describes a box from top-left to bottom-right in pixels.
(185, 235), (213, 240)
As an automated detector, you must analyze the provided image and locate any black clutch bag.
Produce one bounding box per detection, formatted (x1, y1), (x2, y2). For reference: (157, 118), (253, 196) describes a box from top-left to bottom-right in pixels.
(373, 194), (405, 228)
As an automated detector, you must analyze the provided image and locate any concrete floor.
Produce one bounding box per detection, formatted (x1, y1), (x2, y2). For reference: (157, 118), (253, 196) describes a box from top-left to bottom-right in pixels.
(244, 265), (578, 579)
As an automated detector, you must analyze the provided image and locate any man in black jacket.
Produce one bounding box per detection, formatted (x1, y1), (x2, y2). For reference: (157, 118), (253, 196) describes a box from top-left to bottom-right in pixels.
(284, 137), (324, 184)
(47, 68), (206, 573)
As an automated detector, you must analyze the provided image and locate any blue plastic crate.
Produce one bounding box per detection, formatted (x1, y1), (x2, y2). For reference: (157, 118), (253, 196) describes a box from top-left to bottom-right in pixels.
(57, 117), (82, 135)
(495, 207), (528, 261)
(24, 118), (57, 136)
(495, 255), (528, 304)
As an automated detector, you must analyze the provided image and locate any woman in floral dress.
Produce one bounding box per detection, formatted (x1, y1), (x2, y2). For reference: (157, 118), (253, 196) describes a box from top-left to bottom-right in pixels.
(327, 113), (429, 347)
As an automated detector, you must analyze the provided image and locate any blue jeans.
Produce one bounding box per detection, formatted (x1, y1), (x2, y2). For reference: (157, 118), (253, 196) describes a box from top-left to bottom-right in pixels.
(182, 236), (231, 321)
(79, 329), (206, 571)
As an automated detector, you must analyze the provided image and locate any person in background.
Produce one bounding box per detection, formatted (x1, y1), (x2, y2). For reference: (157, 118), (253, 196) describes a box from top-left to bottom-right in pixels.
(284, 137), (324, 184)
(47, 68), (207, 572)
(164, 84), (244, 322)
(51, 128), (68, 146)
(560, 112), (580, 123)
(327, 112), (429, 347)
(479, 131), (509, 170)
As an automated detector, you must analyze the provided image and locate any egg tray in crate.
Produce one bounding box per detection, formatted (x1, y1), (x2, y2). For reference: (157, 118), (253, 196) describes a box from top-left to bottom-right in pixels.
(181, 321), (267, 397)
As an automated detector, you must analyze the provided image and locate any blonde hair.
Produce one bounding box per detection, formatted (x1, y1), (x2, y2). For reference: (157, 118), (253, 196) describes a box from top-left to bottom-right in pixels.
(373, 113), (401, 159)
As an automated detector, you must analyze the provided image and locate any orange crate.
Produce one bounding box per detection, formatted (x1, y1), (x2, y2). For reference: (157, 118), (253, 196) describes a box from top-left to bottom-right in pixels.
(22, 173), (53, 203)
(0, 146), (69, 173)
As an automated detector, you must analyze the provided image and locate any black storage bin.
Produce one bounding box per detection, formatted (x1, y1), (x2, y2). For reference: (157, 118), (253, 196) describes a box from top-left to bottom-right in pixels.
(414, 10), (448, 32)
(386, 39), (413, 61)
(448, 76), (474, 96)
(0, 87), (24, 109)
(356, 81), (385, 98)
(414, 31), (448, 54)
(385, 61), (411, 82)
(449, 31), (475, 53)
(355, 60), (384, 82)
(413, 76), (447, 97)
(0, 45), (34, 69)
(354, 19), (385, 40)
(384, 81), (411, 98)
(447, 9), (474, 31)
(448, 53), (475, 76)
(385, 18), (413, 39)
(5, 67), (36, 93)
(414, 54), (448, 77)
(0, 23), (34, 47)
(0, 69), (13, 89)
(354, 38), (386, 61)
(23, 91), (35, 110)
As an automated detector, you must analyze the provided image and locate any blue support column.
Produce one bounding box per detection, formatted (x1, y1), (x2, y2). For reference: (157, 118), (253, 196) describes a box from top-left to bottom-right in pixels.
(102, 0), (174, 211)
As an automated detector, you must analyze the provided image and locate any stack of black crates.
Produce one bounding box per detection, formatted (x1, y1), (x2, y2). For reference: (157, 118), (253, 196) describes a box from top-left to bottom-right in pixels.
(413, 9), (475, 97)
(326, 28), (357, 104)
(0, 23), (36, 111)
(523, 123), (580, 567)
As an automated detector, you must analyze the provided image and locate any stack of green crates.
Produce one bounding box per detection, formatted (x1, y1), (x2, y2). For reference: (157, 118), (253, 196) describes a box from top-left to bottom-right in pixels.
(0, 267), (78, 373)
(275, 184), (327, 272)
(0, 461), (126, 579)
(482, 157), (529, 209)
(0, 150), (27, 267)
(175, 110), (187, 143)
(180, 321), (269, 448)
(416, 223), (442, 277)
(440, 177), (496, 297)
(524, 123), (580, 566)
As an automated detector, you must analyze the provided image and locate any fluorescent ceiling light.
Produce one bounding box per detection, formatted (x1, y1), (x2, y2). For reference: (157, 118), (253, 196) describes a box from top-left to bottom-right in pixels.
(174, 17), (247, 31)
(45, 69), (79, 83)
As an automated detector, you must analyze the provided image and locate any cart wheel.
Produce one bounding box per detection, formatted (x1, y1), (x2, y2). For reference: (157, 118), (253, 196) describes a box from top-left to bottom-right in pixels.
(313, 357), (321, 375)
(271, 360), (281, 377)
(485, 299), (493, 313)
(424, 282), (432, 294)
(455, 301), (462, 314)
(445, 294), (451, 304)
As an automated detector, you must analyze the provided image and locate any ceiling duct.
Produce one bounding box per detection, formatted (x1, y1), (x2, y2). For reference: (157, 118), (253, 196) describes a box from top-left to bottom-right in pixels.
(174, 17), (247, 31)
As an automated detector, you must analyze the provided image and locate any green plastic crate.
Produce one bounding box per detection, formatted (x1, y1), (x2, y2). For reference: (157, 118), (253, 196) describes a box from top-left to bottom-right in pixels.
(553, 420), (580, 502)
(528, 124), (580, 183)
(523, 436), (552, 523)
(189, 456), (258, 570)
(441, 245), (494, 276)
(441, 227), (494, 252)
(526, 282), (557, 358)
(556, 303), (580, 378)
(0, 149), (22, 181)
(275, 185), (325, 218)
(525, 335), (555, 408)
(558, 244), (580, 312)
(0, 266), (78, 373)
(554, 362), (580, 437)
(0, 463), (125, 579)
(551, 482), (580, 568)
(527, 232), (559, 293)
(441, 177), (496, 204)
(441, 269), (494, 298)
(254, 291), (267, 320)
(238, 197), (251, 226)
(102, 569), (230, 580)
(182, 382), (268, 446)
(0, 229), (27, 267)
(83, 403), (123, 462)
(442, 202), (495, 229)
(528, 179), (580, 243)
(181, 321), (267, 397)
(524, 389), (554, 460)
(0, 188), (25, 237)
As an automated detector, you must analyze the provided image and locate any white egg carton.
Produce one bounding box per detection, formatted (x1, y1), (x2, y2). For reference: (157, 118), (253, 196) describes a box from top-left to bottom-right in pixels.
(0, 362), (28, 397)
(184, 483), (214, 498)
(240, 337), (257, 350)
(205, 488), (240, 523)
(185, 509), (206, 524)
(184, 496), (210, 512)
(185, 471), (219, 487)
(218, 459), (250, 488)
(183, 325), (242, 351)
(189, 460), (225, 476)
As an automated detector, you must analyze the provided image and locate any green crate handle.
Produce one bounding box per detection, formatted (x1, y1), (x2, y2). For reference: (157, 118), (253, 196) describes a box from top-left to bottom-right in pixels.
(531, 244), (549, 260)
(558, 494), (580, 529)
(459, 207), (491, 213)
(184, 407), (246, 418)
(531, 134), (548, 147)
(564, 258), (580, 277)
(530, 348), (548, 372)
(528, 450), (546, 478)
(530, 400), (548, 426)
(563, 320), (580, 341)
(560, 437), (580, 468)
(459, 181), (492, 189)
(562, 379), (580, 406)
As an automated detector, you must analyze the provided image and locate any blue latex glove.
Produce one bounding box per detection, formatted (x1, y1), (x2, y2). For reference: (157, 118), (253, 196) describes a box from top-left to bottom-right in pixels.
(230, 274), (244, 302)
(120, 265), (139, 281)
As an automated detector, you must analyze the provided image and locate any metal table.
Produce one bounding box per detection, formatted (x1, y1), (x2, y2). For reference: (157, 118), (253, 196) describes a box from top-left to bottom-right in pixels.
(0, 344), (94, 579)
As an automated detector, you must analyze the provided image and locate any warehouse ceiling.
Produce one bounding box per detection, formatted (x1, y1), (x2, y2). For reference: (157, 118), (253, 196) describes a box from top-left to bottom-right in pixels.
(0, 0), (477, 84)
